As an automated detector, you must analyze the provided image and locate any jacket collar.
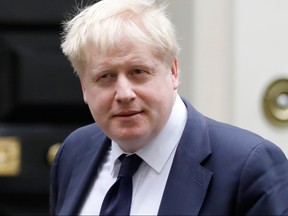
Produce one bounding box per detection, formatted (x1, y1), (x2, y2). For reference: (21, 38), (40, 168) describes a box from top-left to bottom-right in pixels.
(158, 98), (212, 215)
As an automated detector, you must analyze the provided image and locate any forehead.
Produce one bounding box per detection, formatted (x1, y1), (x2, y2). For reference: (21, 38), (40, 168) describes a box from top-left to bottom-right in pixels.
(87, 39), (164, 66)
(97, 36), (154, 55)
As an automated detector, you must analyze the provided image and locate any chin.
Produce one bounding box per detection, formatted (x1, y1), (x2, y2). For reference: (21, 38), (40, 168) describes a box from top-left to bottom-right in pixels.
(111, 126), (146, 139)
(113, 131), (151, 149)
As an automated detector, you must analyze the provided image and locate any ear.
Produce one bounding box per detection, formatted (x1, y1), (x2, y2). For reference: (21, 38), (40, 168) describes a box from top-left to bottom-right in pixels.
(80, 79), (88, 104)
(171, 58), (179, 90)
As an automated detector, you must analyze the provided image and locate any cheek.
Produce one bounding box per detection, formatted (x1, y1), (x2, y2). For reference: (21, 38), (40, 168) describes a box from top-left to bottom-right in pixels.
(147, 90), (174, 118)
(85, 88), (111, 114)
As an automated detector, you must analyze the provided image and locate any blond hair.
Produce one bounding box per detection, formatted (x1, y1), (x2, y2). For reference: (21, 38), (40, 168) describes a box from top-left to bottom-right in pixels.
(61, 0), (180, 74)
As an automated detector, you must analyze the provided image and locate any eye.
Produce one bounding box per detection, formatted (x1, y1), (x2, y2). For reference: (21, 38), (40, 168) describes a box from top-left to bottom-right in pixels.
(100, 73), (114, 79)
(96, 72), (118, 81)
(133, 69), (145, 75)
(94, 72), (117, 86)
(129, 68), (152, 83)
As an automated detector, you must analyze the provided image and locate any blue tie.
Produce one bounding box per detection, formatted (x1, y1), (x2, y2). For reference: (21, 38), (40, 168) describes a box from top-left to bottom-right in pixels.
(100, 154), (143, 216)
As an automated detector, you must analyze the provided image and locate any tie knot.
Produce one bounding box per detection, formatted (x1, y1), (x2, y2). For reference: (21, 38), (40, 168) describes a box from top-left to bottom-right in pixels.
(118, 154), (143, 178)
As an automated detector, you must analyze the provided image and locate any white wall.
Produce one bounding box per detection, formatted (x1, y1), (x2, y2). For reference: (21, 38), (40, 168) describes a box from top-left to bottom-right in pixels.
(165, 0), (288, 156)
(166, 0), (233, 123)
(164, 0), (194, 101)
(233, 0), (288, 155)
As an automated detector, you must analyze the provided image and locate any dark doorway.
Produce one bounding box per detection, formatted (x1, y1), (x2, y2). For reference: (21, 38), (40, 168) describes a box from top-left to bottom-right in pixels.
(0, 1), (97, 215)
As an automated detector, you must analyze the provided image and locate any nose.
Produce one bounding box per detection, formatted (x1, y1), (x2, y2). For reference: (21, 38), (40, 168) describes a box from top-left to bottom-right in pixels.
(114, 75), (136, 103)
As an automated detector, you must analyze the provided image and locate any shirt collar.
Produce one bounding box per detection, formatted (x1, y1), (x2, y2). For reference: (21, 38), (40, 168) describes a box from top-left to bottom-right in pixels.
(110, 95), (187, 175)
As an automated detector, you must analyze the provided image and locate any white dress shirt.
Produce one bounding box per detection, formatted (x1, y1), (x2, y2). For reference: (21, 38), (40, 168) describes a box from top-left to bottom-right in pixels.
(80, 95), (187, 215)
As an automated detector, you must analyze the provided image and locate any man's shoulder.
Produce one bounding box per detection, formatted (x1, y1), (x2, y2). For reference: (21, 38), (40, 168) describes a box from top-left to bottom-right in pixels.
(206, 118), (264, 143)
(183, 97), (280, 157)
(67, 123), (102, 139)
(60, 123), (105, 153)
(204, 118), (285, 161)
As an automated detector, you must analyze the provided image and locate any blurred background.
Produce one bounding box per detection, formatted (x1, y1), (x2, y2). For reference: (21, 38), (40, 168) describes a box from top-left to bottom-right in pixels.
(0, 0), (287, 215)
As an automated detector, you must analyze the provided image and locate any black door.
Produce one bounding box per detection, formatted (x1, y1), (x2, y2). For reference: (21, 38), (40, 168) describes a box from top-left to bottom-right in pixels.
(0, 1), (96, 215)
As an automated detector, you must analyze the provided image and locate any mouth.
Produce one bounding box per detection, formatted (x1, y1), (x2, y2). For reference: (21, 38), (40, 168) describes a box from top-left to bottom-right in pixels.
(113, 110), (142, 118)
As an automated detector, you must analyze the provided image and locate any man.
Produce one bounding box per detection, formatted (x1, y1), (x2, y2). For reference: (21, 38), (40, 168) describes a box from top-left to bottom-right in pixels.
(50, 0), (288, 215)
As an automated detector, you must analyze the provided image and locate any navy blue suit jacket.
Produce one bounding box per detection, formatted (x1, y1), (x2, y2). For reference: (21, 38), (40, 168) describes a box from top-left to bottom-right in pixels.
(50, 99), (288, 215)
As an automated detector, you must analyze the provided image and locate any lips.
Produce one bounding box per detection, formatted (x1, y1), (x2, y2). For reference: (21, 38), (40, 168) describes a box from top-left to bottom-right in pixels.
(113, 110), (142, 118)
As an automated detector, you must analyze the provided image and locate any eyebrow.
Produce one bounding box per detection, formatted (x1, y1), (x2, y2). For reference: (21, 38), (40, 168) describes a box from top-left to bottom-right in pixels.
(92, 55), (157, 72)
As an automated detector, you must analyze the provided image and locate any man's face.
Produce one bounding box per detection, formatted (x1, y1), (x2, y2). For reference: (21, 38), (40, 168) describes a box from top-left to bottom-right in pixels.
(80, 41), (179, 152)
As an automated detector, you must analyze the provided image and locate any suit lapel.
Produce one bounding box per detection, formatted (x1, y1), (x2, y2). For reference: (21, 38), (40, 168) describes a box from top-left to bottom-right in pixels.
(59, 131), (111, 215)
(158, 100), (213, 215)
